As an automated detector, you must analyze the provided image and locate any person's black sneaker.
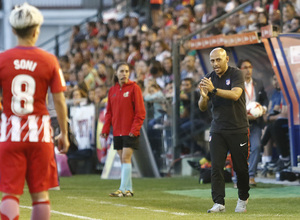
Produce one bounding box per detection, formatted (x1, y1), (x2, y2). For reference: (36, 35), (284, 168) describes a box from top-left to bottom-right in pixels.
(187, 160), (201, 171)
(274, 159), (291, 172)
(268, 158), (281, 170)
(261, 162), (270, 177)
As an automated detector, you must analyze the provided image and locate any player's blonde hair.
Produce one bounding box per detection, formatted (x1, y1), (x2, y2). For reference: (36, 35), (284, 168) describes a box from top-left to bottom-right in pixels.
(9, 2), (43, 29)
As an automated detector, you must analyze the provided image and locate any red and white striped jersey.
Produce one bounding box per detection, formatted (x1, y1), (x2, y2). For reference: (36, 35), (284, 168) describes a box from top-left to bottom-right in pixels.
(1, 114), (52, 143)
(0, 46), (66, 143)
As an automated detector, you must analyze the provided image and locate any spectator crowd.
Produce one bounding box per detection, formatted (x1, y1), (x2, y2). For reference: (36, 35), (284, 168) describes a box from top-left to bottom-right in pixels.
(56, 0), (298, 175)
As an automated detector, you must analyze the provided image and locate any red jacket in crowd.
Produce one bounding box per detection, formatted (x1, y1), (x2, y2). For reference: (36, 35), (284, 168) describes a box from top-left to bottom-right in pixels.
(150, 0), (163, 4)
(102, 80), (146, 137)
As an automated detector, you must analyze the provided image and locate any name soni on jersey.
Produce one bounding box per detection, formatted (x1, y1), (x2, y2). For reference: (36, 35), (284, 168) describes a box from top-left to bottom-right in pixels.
(13, 59), (37, 72)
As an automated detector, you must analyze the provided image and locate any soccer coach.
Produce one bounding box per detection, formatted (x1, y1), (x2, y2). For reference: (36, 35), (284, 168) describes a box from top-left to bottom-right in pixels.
(198, 47), (250, 213)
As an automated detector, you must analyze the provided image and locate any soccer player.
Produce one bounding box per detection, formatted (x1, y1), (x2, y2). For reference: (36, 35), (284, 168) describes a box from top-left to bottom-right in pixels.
(0, 3), (69, 220)
(101, 62), (145, 197)
(199, 48), (250, 213)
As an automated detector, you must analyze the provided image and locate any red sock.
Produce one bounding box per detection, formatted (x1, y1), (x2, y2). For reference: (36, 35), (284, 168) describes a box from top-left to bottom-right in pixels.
(0, 195), (19, 220)
(31, 201), (50, 220)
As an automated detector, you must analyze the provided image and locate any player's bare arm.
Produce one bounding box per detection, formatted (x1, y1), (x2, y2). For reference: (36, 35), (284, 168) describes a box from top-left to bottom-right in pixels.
(268, 105), (288, 122)
(52, 92), (70, 153)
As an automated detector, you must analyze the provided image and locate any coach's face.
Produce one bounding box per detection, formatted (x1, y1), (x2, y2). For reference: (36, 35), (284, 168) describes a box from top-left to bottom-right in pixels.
(210, 48), (229, 76)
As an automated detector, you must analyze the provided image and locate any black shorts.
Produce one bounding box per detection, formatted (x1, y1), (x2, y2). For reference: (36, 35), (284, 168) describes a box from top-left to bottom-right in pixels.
(113, 136), (139, 150)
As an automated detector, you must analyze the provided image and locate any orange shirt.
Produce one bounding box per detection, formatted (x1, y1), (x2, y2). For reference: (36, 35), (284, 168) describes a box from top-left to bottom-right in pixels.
(182, 0), (194, 6)
(150, 0), (163, 4)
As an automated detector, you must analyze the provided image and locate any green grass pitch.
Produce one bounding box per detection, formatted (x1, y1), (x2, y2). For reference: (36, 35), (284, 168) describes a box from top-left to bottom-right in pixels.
(12, 175), (300, 219)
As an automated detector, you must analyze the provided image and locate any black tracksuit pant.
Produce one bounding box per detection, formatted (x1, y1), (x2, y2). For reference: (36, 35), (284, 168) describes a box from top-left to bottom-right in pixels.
(261, 118), (289, 158)
(209, 132), (250, 205)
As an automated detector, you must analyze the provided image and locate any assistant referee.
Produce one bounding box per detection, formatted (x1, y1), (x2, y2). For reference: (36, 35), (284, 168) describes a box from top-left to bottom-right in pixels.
(199, 47), (250, 213)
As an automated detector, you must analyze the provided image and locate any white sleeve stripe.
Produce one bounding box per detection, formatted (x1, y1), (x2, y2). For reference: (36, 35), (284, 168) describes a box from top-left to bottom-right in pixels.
(59, 68), (66, 87)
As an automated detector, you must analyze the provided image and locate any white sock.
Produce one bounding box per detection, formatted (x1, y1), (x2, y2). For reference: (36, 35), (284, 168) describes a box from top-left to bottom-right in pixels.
(262, 156), (272, 165)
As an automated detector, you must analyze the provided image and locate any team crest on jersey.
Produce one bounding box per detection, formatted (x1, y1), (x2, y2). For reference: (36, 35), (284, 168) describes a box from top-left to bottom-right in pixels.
(123, 92), (129, 97)
(226, 79), (230, 85)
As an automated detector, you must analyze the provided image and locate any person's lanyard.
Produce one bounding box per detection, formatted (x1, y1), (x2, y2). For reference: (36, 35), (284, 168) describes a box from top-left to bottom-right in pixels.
(245, 82), (254, 103)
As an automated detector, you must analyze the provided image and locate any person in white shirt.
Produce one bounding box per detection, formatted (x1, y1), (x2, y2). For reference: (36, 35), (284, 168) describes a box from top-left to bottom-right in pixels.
(238, 59), (268, 187)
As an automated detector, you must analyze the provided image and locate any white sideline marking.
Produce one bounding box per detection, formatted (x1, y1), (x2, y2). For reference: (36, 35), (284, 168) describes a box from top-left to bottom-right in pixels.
(133, 206), (148, 210)
(74, 197), (190, 217)
(114, 204), (127, 207)
(170, 212), (188, 216)
(152, 209), (168, 213)
(20, 197), (189, 218)
(20, 205), (102, 220)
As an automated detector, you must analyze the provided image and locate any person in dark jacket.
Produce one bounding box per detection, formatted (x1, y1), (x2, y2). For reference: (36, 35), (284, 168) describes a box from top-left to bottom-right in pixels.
(237, 59), (268, 187)
(101, 62), (146, 197)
